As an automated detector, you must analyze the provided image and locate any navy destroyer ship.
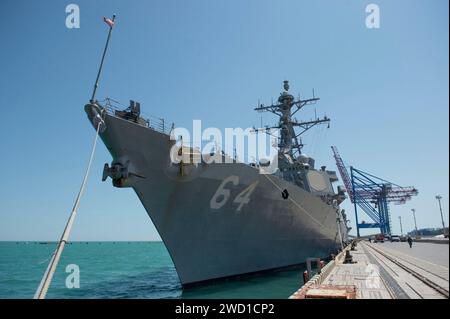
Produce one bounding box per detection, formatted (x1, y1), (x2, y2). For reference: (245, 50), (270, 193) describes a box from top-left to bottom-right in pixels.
(85, 80), (349, 287)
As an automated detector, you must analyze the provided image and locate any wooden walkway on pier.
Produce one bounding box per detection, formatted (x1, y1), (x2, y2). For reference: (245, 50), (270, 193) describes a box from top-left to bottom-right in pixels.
(290, 241), (449, 299)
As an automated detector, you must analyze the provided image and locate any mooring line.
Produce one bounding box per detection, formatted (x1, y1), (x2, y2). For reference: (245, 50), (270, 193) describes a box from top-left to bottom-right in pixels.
(262, 173), (332, 233)
(34, 123), (101, 299)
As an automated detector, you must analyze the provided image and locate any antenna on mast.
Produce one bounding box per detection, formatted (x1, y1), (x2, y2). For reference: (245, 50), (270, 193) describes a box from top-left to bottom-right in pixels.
(253, 81), (329, 158)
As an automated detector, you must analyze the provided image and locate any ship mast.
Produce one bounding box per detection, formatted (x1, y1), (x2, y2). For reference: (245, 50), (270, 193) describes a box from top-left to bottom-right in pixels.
(253, 81), (330, 159)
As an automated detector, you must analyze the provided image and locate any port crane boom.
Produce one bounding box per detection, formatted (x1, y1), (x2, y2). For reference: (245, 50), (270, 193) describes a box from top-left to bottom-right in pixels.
(331, 146), (418, 237)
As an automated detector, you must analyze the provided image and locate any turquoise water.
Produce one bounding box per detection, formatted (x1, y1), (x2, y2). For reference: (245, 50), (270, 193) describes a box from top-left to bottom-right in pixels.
(0, 242), (304, 299)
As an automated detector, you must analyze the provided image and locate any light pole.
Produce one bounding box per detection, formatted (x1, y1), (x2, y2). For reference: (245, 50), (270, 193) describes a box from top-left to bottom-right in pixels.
(411, 208), (418, 236)
(435, 195), (446, 234)
(398, 216), (403, 236)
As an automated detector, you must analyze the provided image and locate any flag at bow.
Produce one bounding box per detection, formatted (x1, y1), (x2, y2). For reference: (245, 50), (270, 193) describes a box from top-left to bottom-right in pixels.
(103, 16), (115, 28)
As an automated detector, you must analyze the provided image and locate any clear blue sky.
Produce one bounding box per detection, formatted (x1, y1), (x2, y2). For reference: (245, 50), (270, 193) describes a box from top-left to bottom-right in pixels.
(0, 0), (448, 240)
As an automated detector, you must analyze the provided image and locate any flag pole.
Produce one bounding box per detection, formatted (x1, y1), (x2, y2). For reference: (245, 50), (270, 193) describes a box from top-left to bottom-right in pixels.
(90, 14), (116, 103)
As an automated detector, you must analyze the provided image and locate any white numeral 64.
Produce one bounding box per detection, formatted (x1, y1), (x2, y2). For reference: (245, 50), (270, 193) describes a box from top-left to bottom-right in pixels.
(210, 175), (258, 212)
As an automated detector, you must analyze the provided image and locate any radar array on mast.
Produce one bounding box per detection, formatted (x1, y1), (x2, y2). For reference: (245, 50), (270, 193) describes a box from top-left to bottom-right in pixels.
(253, 81), (330, 158)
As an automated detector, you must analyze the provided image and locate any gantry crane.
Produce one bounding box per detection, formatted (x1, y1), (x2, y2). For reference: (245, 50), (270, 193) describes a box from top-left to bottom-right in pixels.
(331, 146), (418, 237)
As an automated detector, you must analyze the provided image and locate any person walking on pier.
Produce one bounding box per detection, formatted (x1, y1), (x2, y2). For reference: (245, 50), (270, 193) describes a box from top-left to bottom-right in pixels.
(407, 235), (413, 248)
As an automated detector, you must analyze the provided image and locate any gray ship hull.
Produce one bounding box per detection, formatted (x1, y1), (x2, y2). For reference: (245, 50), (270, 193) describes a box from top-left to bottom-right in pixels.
(86, 105), (347, 286)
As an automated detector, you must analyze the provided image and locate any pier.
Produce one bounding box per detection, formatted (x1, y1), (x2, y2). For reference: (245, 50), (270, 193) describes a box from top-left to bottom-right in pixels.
(290, 240), (449, 299)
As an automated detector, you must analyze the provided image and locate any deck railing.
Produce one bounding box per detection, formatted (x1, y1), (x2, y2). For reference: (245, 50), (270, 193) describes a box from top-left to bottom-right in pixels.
(101, 97), (173, 135)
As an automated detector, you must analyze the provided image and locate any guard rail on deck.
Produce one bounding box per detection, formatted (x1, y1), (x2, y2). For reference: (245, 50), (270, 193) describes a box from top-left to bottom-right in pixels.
(102, 98), (173, 135)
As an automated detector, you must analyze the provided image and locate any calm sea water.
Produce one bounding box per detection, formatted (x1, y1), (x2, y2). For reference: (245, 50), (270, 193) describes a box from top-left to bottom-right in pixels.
(0, 242), (304, 299)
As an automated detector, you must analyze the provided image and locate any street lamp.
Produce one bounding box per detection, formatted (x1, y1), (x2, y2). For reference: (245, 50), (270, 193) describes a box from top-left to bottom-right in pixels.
(398, 216), (403, 236)
(435, 195), (446, 235)
(411, 208), (418, 235)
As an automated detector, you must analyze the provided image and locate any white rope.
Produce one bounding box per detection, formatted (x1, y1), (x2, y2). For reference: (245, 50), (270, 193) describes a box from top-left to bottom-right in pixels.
(34, 123), (101, 299)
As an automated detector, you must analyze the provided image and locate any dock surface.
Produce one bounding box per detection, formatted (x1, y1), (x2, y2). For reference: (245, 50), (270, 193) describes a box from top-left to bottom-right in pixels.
(290, 241), (449, 299)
